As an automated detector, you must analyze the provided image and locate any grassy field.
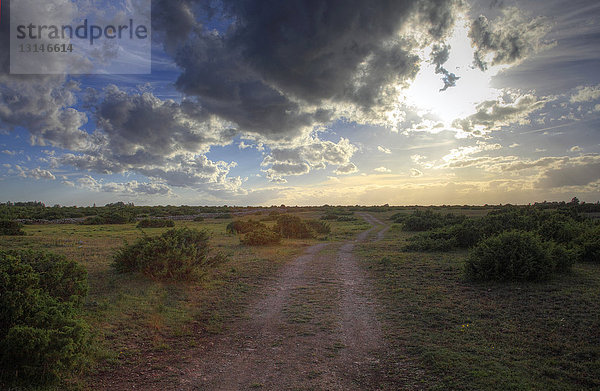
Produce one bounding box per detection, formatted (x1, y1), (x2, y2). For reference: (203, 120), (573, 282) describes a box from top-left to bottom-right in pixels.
(2, 206), (599, 390)
(359, 223), (600, 390)
(0, 210), (367, 389)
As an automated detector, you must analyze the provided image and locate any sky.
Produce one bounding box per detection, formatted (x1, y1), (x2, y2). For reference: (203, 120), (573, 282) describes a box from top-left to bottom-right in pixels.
(0, 0), (599, 206)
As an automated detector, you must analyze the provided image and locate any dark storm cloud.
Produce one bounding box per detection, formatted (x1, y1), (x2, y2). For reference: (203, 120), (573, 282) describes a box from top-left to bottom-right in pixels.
(469, 7), (553, 71)
(94, 85), (235, 158)
(167, 0), (462, 138)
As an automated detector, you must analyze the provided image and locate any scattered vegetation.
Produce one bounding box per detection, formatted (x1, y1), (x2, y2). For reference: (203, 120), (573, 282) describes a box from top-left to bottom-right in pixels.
(0, 220), (25, 236)
(113, 228), (219, 280)
(0, 249), (89, 387)
(137, 219), (176, 228)
(401, 206), (600, 272)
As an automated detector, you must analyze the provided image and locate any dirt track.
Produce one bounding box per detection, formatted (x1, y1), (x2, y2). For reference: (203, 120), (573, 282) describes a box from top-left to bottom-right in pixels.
(97, 213), (417, 390)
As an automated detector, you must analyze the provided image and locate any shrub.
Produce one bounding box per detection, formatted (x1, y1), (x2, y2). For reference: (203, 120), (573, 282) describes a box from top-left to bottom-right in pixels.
(273, 215), (314, 239)
(137, 219), (175, 228)
(83, 210), (136, 225)
(305, 220), (331, 234)
(335, 216), (357, 222)
(578, 225), (600, 263)
(241, 227), (282, 246)
(0, 250), (89, 386)
(193, 216), (205, 222)
(464, 230), (570, 282)
(113, 228), (214, 280)
(320, 214), (339, 221)
(213, 213), (232, 219)
(226, 219), (266, 234)
(0, 220), (25, 236)
(401, 210), (465, 231)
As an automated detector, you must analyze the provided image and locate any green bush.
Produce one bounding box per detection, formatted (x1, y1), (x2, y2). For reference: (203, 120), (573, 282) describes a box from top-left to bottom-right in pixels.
(193, 216), (205, 222)
(83, 210), (136, 225)
(273, 215), (314, 239)
(0, 220), (25, 236)
(213, 213), (232, 219)
(226, 219), (266, 234)
(335, 216), (357, 222)
(113, 228), (216, 280)
(137, 219), (175, 228)
(401, 210), (465, 231)
(320, 214), (339, 221)
(0, 250), (89, 386)
(578, 225), (600, 263)
(464, 230), (571, 282)
(305, 220), (331, 235)
(240, 227), (281, 246)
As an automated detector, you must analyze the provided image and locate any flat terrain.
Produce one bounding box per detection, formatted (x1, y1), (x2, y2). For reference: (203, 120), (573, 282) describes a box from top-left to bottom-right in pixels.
(1, 208), (599, 390)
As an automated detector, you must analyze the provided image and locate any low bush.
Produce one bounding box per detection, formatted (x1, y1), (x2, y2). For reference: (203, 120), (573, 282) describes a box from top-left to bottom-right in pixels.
(403, 220), (482, 252)
(305, 220), (331, 234)
(213, 213), (232, 219)
(137, 219), (175, 228)
(320, 214), (339, 221)
(0, 220), (25, 236)
(83, 210), (136, 225)
(578, 224), (600, 263)
(193, 216), (205, 222)
(464, 230), (572, 282)
(240, 227), (282, 246)
(113, 228), (215, 280)
(335, 216), (357, 222)
(401, 210), (465, 231)
(226, 219), (266, 234)
(0, 250), (89, 386)
(273, 215), (314, 239)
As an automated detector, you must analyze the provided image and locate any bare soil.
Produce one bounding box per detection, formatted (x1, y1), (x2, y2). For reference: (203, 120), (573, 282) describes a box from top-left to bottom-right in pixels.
(93, 214), (421, 390)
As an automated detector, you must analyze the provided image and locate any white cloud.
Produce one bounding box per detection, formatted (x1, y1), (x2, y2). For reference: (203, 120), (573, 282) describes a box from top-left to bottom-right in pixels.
(335, 163), (359, 175)
(377, 146), (392, 154)
(17, 166), (56, 180)
(410, 168), (423, 177)
(570, 84), (600, 103)
(374, 166), (392, 173)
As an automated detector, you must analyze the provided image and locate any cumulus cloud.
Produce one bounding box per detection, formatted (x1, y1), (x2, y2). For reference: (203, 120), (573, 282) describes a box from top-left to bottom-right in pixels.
(570, 84), (600, 103)
(262, 137), (358, 181)
(452, 93), (548, 134)
(17, 166), (56, 180)
(0, 78), (91, 150)
(469, 7), (554, 71)
(334, 163), (359, 175)
(76, 175), (173, 196)
(93, 85), (235, 158)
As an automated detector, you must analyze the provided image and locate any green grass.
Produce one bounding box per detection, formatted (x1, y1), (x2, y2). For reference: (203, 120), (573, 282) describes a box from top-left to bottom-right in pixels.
(358, 229), (600, 390)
